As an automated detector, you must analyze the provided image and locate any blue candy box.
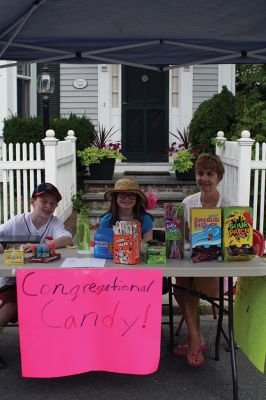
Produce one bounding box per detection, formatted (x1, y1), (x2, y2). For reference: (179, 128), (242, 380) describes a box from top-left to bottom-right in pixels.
(93, 228), (114, 259)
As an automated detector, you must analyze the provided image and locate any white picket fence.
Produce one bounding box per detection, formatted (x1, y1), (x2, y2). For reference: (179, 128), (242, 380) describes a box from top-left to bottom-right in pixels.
(0, 130), (77, 223)
(216, 130), (266, 235)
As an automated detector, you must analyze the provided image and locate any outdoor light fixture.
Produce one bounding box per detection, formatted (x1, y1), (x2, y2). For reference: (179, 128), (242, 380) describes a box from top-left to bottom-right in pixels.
(37, 66), (55, 135)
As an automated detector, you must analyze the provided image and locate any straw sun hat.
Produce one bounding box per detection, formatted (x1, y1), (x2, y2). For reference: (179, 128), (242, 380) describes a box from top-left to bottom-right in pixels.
(104, 178), (148, 207)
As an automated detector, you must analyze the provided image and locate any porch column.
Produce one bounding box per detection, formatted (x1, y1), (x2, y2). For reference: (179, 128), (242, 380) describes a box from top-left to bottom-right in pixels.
(237, 130), (254, 206)
(64, 130), (77, 197)
(42, 129), (59, 186)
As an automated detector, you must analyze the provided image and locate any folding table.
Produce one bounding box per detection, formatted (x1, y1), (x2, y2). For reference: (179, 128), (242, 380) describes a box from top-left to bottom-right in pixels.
(0, 249), (266, 400)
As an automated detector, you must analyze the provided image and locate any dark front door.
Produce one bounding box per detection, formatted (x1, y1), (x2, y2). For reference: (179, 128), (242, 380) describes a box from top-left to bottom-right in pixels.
(122, 66), (169, 162)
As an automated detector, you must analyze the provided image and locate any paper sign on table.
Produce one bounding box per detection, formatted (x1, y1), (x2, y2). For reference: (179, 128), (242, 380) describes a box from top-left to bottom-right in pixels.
(61, 257), (106, 268)
(16, 268), (162, 378)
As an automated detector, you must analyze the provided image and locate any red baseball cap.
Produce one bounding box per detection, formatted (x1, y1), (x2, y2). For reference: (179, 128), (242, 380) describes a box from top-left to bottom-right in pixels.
(32, 183), (62, 202)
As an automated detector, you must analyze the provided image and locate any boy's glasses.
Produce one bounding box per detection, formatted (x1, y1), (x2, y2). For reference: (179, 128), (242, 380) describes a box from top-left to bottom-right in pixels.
(117, 192), (137, 199)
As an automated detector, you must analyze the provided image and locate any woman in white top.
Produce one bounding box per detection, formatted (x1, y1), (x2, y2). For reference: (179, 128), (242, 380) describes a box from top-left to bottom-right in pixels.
(174, 154), (232, 367)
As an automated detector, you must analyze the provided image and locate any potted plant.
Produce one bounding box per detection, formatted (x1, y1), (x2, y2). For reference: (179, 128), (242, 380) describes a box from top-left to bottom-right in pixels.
(168, 128), (202, 181)
(71, 190), (86, 213)
(77, 125), (126, 180)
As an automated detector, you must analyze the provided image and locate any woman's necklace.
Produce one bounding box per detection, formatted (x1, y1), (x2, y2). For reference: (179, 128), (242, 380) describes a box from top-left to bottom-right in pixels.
(201, 193), (220, 208)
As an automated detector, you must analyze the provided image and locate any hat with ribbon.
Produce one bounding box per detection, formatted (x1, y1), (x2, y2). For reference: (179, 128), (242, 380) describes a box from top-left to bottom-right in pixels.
(104, 178), (148, 207)
(32, 182), (62, 202)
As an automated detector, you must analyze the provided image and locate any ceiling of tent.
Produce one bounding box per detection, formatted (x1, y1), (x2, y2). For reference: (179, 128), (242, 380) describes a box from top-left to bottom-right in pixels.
(1, 0), (266, 70)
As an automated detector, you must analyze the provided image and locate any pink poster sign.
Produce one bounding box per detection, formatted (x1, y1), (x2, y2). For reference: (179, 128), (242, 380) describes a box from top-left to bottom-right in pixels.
(16, 268), (163, 378)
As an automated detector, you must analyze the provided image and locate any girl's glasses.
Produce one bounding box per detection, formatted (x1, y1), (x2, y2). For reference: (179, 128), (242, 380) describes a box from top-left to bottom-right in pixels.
(117, 192), (137, 199)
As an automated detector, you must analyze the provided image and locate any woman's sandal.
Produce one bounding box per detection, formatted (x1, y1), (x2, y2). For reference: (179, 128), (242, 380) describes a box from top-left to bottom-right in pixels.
(187, 346), (205, 367)
(173, 342), (189, 357)
(173, 342), (206, 357)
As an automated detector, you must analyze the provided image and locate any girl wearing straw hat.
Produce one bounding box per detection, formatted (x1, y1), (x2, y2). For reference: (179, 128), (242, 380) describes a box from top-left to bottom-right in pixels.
(100, 178), (153, 241)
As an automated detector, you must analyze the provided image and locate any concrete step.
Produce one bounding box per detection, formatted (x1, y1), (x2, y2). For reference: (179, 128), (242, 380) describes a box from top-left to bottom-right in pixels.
(88, 208), (165, 218)
(83, 191), (186, 200)
(84, 172), (197, 190)
(83, 191), (186, 203)
(82, 172), (197, 230)
(88, 208), (165, 228)
(114, 162), (174, 174)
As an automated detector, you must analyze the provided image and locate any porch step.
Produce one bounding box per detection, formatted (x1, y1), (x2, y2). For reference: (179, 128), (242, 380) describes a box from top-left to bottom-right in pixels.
(83, 191), (186, 207)
(88, 208), (165, 229)
(83, 172), (197, 230)
(114, 162), (173, 174)
(84, 172), (196, 189)
(88, 208), (165, 217)
(124, 171), (170, 176)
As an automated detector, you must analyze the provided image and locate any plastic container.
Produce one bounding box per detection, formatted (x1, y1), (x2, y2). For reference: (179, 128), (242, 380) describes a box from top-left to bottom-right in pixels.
(94, 228), (114, 259)
(76, 211), (90, 251)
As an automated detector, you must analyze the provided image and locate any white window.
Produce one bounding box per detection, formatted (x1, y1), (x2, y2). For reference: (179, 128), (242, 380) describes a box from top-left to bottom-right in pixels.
(171, 68), (178, 107)
(17, 65), (31, 117)
(111, 65), (119, 108)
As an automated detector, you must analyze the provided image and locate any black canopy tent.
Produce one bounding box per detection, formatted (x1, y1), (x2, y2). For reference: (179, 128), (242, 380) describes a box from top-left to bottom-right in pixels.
(0, 0), (266, 70)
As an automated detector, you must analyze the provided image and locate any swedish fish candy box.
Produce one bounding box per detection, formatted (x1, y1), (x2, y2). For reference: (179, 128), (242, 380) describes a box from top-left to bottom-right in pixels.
(190, 208), (222, 263)
(222, 207), (254, 261)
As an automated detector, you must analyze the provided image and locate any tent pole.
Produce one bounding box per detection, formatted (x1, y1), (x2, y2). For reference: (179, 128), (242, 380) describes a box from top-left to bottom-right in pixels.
(0, 0), (45, 58)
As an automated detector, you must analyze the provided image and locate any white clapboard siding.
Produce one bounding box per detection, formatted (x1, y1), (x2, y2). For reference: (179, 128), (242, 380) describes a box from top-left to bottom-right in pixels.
(60, 64), (98, 126)
(193, 65), (218, 111)
(0, 130), (76, 224)
(216, 131), (266, 236)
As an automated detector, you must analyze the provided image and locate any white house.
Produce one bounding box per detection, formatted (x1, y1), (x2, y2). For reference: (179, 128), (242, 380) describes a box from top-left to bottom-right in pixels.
(0, 62), (235, 165)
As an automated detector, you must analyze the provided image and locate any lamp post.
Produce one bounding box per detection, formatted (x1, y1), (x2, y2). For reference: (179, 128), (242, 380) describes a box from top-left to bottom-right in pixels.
(37, 66), (55, 136)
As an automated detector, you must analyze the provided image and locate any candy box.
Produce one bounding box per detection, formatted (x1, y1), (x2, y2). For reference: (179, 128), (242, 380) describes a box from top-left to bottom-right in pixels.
(190, 208), (222, 263)
(222, 207), (254, 261)
(164, 203), (185, 259)
(113, 222), (141, 265)
(4, 244), (24, 265)
(94, 228), (114, 259)
(28, 243), (61, 263)
(141, 240), (166, 264)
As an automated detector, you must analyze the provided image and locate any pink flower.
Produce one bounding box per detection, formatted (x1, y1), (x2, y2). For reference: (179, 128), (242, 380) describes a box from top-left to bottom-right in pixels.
(145, 191), (157, 210)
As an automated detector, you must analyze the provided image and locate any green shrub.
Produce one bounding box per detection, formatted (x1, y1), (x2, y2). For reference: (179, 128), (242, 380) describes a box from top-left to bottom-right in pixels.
(3, 116), (43, 144)
(3, 114), (95, 149)
(189, 86), (236, 153)
(3, 114), (95, 189)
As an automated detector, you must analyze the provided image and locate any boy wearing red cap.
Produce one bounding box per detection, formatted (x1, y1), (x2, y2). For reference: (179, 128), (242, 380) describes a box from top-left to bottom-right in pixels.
(0, 182), (72, 327)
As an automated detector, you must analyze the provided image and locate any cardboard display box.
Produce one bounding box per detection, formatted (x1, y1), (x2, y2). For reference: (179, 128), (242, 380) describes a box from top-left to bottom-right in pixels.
(4, 244), (24, 265)
(141, 240), (166, 264)
(222, 206), (254, 261)
(190, 208), (222, 263)
(164, 203), (185, 259)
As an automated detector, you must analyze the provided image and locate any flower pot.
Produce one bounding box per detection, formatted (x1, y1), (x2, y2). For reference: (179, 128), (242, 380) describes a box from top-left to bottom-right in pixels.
(175, 169), (195, 181)
(89, 158), (116, 180)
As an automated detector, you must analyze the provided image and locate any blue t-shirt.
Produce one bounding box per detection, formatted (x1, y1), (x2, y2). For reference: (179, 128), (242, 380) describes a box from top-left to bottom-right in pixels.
(100, 212), (153, 237)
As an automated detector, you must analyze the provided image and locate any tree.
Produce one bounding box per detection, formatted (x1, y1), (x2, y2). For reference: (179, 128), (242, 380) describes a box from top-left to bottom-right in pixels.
(236, 64), (266, 101)
(234, 65), (266, 140)
(189, 87), (236, 153)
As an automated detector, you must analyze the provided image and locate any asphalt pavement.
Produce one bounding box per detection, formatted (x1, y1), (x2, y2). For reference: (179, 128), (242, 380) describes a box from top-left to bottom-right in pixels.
(0, 315), (266, 400)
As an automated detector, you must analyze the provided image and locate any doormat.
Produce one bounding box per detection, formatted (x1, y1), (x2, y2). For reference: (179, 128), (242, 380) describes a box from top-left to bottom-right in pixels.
(124, 171), (170, 176)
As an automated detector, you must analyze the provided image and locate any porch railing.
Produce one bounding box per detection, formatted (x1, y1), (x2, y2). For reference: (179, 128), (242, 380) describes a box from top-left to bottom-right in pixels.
(216, 130), (266, 235)
(0, 129), (77, 224)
